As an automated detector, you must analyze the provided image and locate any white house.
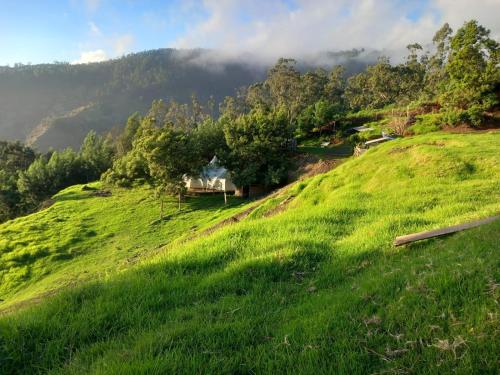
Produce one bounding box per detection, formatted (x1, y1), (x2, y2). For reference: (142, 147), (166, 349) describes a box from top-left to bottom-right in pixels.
(185, 156), (237, 193)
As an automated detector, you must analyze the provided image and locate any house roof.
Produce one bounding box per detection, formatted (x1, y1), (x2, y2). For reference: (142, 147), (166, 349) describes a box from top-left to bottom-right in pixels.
(202, 156), (230, 179)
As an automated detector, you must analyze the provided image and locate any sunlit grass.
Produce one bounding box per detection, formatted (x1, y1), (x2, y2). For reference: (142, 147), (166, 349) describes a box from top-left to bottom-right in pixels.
(0, 184), (249, 310)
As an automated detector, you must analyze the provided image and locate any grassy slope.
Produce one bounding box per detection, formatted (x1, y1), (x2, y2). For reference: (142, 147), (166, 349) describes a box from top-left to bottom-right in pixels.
(0, 185), (249, 311)
(1, 132), (499, 374)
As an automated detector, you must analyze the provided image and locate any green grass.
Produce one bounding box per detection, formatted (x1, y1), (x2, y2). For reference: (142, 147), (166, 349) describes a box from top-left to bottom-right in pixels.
(409, 113), (444, 135)
(0, 185), (249, 311)
(1, 132), (499, 374)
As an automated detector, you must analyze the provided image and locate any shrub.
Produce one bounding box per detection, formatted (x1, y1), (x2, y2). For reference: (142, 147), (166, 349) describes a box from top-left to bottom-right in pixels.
(409, 113), (443, 134)
(441, 105), (488, 128)
(441, 109), (469, 126)
(466, 105), (485, 127)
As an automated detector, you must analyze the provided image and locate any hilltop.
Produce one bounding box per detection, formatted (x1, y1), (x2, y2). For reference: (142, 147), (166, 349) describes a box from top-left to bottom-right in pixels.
(0, 131), (499, 374)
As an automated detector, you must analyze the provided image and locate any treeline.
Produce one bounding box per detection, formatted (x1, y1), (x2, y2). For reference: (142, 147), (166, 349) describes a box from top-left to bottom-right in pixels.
(0, 133), (113, 222)
(345, 21), (499, 126)
(0, 20), (498, 222)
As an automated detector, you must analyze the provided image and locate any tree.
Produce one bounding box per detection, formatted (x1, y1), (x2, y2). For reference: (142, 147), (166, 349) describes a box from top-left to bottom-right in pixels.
(193, 118), (228, 162)
(439, 20), (499, 124)
(423, 23), (453, 99)
(80, 130), (114, 182)
(398, 43), (426, 104)
(266, 58), (302, 123)
(17, 149), (83, 206)
(246, 82), (272, 111)
(295, 99), (343, 139)
(220, 89), (249, 120)
(222, 109), (292, 189)
(0, 142), (36, 221)
(324, 65), (346, 104)
(301, 69), (328, 108)
(116, 112), (142, 156)
(136, 124), (203, 215)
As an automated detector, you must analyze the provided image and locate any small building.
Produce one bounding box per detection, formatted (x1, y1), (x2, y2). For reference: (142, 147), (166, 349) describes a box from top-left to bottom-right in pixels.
(185, 156), (237, 193)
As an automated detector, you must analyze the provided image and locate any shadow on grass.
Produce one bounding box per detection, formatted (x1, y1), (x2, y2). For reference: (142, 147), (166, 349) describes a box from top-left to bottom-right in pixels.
(0, 234), (387, 374)
(4, 215), (497, 374)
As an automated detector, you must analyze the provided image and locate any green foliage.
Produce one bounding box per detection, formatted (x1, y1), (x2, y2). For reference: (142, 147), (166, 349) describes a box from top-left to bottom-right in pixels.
(341, 20), (498, 127)
(439, 20), (499, 122)
(0, 141), (36, 221)
(0, 133), (499, 374)
(409, 113), (443, 134)
(136, 123), (203, 209)
(192, 118), (229, 161)
(345, 50), (427, 111)
(104, 101), (223, 198)
(11, 131), (113, 214)
(116, 112), (142, 156)
(101, 148), (150, 187)
(222, 109), (293, 187)
(295, 99), (343, 138)
(79, 130), (114, 181)
(17, 149), (83, 204)
(440, 106), (489, 127)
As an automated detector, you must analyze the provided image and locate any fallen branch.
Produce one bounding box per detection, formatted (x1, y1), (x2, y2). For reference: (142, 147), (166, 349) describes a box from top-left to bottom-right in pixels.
(394, 215), (498, 246)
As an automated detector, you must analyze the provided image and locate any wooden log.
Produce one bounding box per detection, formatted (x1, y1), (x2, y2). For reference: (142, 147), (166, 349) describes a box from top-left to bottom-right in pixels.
(394, 215), (499, 246)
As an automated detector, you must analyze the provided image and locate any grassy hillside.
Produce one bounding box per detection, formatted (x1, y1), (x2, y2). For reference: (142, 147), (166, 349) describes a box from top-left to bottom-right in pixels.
(0, 185), (249, 312)
(0, 132), (499, 374)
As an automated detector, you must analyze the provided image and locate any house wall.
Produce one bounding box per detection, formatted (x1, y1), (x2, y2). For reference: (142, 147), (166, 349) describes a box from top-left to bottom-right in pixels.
(186, 178), (205, 190)
(224, 179), (237, 192)
(186, 177), (237, 192)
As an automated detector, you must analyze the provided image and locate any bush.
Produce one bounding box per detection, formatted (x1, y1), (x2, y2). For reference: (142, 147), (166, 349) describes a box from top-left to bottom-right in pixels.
(441, 105), (487, 128)
(441, 109), (469, 126)
(409, 113), (443, 135)
(466, 105), (485, 127)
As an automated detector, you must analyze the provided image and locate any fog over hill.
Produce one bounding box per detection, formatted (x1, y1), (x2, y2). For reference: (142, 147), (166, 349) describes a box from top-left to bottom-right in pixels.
(0, 48), (375, 151)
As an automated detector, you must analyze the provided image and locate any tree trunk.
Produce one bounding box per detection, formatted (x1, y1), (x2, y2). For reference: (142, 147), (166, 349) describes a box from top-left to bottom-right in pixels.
(159, 199), (164, 220)
(224, 191), (227, 205)
(178, 193), (181, 211)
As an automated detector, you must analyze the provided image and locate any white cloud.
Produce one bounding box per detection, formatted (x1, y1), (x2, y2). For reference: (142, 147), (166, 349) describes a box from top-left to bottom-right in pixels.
(88, 21), (101, 36)
(71, 49), (108, 64)
(173, 0), (500, 64)
(113, 34), (135, 56)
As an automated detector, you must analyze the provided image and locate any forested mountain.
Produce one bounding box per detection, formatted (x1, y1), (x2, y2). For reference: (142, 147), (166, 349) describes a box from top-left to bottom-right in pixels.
(0, 49), (262, 151)
(0, 48), (371, 151)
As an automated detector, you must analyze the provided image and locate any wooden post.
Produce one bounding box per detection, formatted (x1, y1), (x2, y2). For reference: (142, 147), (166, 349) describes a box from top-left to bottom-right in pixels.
(394, 215), (498, 246)
(224, 191), (227, 205)
(159, 199), (164, 220)
(178, 193), (181, 211)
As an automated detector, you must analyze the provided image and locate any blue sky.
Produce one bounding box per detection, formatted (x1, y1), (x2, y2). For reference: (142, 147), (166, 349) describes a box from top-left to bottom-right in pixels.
(1, 0), (498, 66)
(0, 0), (206, 65)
